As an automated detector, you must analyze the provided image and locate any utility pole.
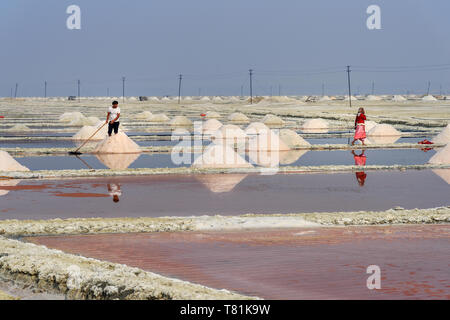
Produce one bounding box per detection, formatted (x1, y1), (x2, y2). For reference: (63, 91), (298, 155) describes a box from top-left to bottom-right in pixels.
(198, 88), (201, 97)
(44, 81), (47, 98)
(371, 81), (375, 95)
(14, 83), (18, 98)
(122, 77), (126, 102)
(240, 85), (243, 98)
(178, 74), (182, 104)
(270, 86), (273, 97)
(278, 85), (281, 96)
(322, 83), (325, 97)
(249, 69), (253, 104)
(107, 87), (110, 97)
(426, 81), (431, 96)
(346, 66), (352, 108)
(77, 79), (80, 102)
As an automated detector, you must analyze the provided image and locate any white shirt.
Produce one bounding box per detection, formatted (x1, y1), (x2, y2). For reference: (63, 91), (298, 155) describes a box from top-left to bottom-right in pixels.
(108, 106), (120, 123)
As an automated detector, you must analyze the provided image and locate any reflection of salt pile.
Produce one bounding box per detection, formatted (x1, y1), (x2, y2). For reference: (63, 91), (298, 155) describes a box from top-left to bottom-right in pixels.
(195, 174), (247, 193)
(432, 169), (450, 185)
(432, 124), (450, 144)
(150, 114), (170, 122)
(192, 143), (252, 168)
(392, 95), (406, 102)
(135, 111), (153, 120)
(8, 124), (30, 131)
(72, 122), (108, 141)
(245, 122), (269, 135)
(0, 151), (29, 171)
(206, 111), (221, 119)
(96, 153), (141, 170)
(428, 144), (450, 164)
(365, 121), (377, 132)
(279, 150), (308, 165)
(228, 113), (249, 123)
(279, 129), (310, 148)
(94, 132), (142, 154)
(262, 114), (284, 126)
(422, 95), (437, 102)
(170, 116), (192, 126)
(301, 119), (329, 133)
(247, 130), (290, 151)
(212, 124), (246, 143)
(0, 179), (21, 197)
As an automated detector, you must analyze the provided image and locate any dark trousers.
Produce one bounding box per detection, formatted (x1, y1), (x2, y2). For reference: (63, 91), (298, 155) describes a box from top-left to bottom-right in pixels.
(108, 121), (120, 136)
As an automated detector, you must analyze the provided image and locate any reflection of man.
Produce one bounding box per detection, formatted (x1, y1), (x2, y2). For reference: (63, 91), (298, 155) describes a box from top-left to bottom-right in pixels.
(352, 150), (367, 187)
(107, 183), (121, 203)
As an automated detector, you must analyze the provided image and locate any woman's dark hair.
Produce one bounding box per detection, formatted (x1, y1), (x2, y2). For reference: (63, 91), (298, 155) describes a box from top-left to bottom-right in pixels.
(112, 100), (119, 105)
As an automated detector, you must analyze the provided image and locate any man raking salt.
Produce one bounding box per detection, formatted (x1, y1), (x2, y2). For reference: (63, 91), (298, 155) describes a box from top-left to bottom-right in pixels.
(106, 100), (121, 136)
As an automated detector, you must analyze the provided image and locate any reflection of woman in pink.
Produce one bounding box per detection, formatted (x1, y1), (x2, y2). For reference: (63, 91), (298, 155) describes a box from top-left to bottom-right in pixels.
(352, 150), (367, 186)
(351, 107), (366, 146)
(107, 183), (121, 203)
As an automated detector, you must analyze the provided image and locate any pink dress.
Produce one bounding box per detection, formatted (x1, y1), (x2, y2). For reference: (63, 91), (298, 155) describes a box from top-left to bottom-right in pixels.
(354, 114), (366, 140)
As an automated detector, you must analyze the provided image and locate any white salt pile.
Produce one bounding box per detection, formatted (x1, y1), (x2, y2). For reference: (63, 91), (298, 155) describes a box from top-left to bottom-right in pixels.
(428, 144), (450, 164)
(161, 97), (171, 102)
(365, 120), (377, 132)
(206, 111), (221, 119)
(96, 153), (141, 170)
(245, 122), (270, 135)
(149, 97), (160, 101)
(198, 119), (223, 134)
(422, 95), (437, 101)
(192, 144), (252, 169)
(8, 124), (30, 131)
(432, 169), (450, 185)
(212, 97), (223, 103)
(279, 150), (308, 165)
(366, 95), (382, 101)
(149, 114), (170, 122)
(170, 116), (192, 126)
(228, 112), (250, 123)
(94, 132), (142, 154)
(0, 179), (21, 197)
(344, 96), (358, 101)
(59, 112), (84, 122)
(302, 119), (329, 130)
(135, 111), (153, 120)
(392, 95), (406, 102)
(367, 124), (401, 136)
(279, 129), (310, 148)
(432, 124), (450, 144)
(318, 96), (332, 102)
(0, 151), (29, 172)
(262, 114), (285, 126)
(195, 174), (248, 193)
(212, 124), (247, 143)
(72, 122), (108, 141)
(200, 97), (211, 101)
(247, 130), (290, 151)
(366, 136), (400, 145)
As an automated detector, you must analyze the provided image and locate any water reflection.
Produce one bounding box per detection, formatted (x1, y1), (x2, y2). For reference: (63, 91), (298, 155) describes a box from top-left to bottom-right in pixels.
(195, 174), (247, 193)
(96, 153), (141, 170)
(0, 179), (21, 197)
(107, 182), (122, 203)
(432, 169), (450, 185)
(352, 150), (367, 187)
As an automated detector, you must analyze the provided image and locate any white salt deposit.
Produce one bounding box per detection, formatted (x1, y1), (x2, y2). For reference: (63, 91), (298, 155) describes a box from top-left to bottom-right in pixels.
(245, 122), (270, 135)
(135, 111), (153, 120)
(212, 97), (223, 102)
(170, 116), (192, 126)
(59, 112), (84, 122)
(195, 174), (248, 193)
(318, 96), (332, 102)
(432, 124), (450, 144)
(247, 130), (290, 151)
(0, 179), (21, 197)
(302, 118), (329, 130)
(0, 151), (29, 172)
(206, 111), (221, 119)
(366, 95), (382, 101)
(364, 120), (377, 132)
(96, 153), (141, 170)
(366, 136), (400, 144)
(198, 119), (223, 134)
(428, 144), (450, 164)
(200, 97), (211, 101)
(228, 112), (249, 123)
(262, 114), (284, 126)
(94, 132), (142, 154)
(212, 124), (247, 143)
(367, 124), (401, 136)
(392, 95), (406, 102)
(149, 114), (170, 122)
(8, 124), (30, 131)
(422, 95), (437, 101)
(192, 144), (252, 169)
(279, 129), (310, 148)
(72, 122), (108, 141)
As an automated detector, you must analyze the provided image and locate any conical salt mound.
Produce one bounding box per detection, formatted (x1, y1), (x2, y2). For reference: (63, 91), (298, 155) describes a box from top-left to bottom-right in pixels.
(428, 144), (450, 164)
(195, 174), (247, 193)
(368, 124), (401, 136)
(432, 124), (450, 144)
(279, 129), (310, 148)
(262, 114), (284, 126)
(302, 118), (329, 130)
(392, 95), (406, 102)
(135, 111), (153, 120)
(192, 143), (253, 169)
(206, 111), (221, 119)
(198, 119), (223, 134)
(366, 95), (382, 101)
(96, 153), (141, 170)
(72, 122), (108, 141)
(150, 114), (170, 122)
(247, 130), (290, 151)
(365, 121), (377, 132)
(201, 97), (211, 101)
(422, 95), (437, 101)
(8, 124), (30, 131)
(0, 179), (21, 196)
(0, 151), (29, 172)
(228, 112), (249, 123)
(319, 96), (332, 102)
(432, 169), (450, 185)
(59, 112), (84, 122)
(94, 132), (142, 154)
(245, 122), (270, 135)
(170, 116), (192, 126)
(212, 124), (246, 143)
(70, 116), (100, 126)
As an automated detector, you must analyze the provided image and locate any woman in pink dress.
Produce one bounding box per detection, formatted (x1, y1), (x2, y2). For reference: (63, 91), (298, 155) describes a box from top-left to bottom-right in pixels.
(351, 107), (367, 146)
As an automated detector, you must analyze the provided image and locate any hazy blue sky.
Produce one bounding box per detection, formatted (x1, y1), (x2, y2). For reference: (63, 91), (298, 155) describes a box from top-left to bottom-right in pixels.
(1, 0), (450, 97)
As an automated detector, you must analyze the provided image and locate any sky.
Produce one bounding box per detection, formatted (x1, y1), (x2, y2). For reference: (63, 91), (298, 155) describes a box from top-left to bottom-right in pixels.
(1, 0), (450, 97)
